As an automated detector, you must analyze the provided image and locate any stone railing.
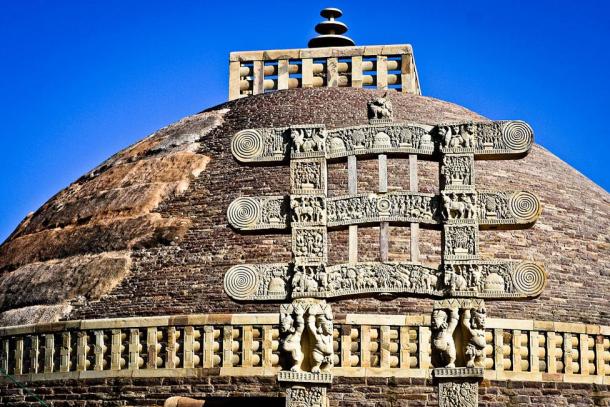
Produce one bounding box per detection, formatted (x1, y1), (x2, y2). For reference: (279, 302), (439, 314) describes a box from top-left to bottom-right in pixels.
(228, 44), (420, 100)
(0, 313), (608, 384)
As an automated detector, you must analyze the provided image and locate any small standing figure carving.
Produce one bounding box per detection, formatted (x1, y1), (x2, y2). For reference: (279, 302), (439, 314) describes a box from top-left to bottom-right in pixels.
(463, 306), (487, 368)
(431, 308), (459, 368)
(281, 305), (305, 371)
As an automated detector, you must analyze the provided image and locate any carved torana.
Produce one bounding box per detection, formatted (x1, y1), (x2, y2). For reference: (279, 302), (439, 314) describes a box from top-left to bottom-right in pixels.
(224, 101), (546, 407)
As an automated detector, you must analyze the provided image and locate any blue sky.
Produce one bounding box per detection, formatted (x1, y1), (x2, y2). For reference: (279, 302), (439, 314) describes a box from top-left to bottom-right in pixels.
(0, 0), (608, 242)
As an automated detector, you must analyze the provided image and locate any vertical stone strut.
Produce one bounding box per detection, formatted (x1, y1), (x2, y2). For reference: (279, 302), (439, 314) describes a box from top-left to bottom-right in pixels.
(409, 154), (420, 262)
(348, 155), (358, 263)
(379, 154), (389, 261)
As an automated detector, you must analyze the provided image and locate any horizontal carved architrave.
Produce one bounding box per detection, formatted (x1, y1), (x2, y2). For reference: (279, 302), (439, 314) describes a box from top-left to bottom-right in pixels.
(327, 192), (436, 227)
(224, 260), (546, 301)
(226, 190), (541, 230)
(437, 120), (533, 157)
(292, 262), (442, 299)
(478, 190), (542, 226)
(230, 120), (533, 163)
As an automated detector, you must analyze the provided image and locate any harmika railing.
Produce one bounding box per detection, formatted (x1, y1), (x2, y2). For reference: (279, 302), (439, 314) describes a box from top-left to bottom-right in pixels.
(228, 45), (421, 100)
(0, 313), (608, 384)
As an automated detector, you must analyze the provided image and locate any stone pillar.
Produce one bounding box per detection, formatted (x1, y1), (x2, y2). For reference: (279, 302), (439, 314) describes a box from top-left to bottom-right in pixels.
(431, 299), (486, 407)
(434, 367), (482, 407)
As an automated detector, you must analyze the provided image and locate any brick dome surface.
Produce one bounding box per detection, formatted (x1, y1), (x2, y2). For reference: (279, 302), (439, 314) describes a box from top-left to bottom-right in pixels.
(0, 87), (608, 327)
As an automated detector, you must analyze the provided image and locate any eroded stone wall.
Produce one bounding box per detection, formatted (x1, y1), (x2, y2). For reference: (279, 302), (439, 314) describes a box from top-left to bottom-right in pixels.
(0, 377), (607, 406)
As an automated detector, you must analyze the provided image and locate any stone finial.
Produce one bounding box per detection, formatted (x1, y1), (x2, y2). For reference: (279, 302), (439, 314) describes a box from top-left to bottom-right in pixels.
(308, 8), (355, 48)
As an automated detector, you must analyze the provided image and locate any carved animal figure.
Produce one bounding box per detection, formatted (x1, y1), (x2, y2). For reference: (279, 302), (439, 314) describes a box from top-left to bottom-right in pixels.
(431, 308), (459, 368)
(291, 128), (325, 153)
(463, 307), (487, 368)
(291, 199), (314, 222)
(439, 126), (452, 147)
(444, 267), (468, 291)
(280, 306), (305, 371)
(462, 123), (476, 148)
(442, 194), (467, 219)
(291, 129), (306, 152)
(368, 95), (393, 120)
(462, 195), (476, 219)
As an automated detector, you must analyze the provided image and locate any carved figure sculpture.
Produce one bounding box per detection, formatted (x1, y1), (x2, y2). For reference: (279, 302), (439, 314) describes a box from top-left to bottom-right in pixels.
(368, 95), (393, 120)
(281, 305), (305, 371)
(450, 125), (463, 147)
(308, 310), (334, 373)
(431, 308), (459, 368)
(463, 307), (486, 368)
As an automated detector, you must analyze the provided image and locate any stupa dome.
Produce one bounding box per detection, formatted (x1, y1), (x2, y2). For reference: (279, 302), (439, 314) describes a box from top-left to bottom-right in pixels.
(0, 87), (607, 327)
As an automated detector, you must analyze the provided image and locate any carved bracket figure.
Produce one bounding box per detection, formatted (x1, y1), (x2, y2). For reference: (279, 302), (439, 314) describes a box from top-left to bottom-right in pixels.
(431, 307), (459, 368)
(432, 299), (487, 370)
(280, 302), (333, 376)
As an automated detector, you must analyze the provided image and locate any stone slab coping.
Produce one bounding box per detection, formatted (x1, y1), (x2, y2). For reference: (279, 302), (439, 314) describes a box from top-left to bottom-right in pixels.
(2, 367), (608, 385)
(230, 44), (414, 62)
(1, 313), (608, 336)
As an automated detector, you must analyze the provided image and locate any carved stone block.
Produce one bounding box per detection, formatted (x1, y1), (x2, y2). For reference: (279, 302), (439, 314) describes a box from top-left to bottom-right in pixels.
(441, 154), (475, 190)
(434, 367), (483, 407)
(325, 123), (435, 158)
(231, 127), (288, 162)
(441, 261), (547, 298)
(478, 190), (542, 226)
(292, 227), (327, 264)
(285, 385), (328, 407)
(438, 120), (533, 156)
(291, 195), (326, 226)
(437, 379), (479, 407)
(290, 125), (327, 158)
(443, 224), (479, 260)
(441, 192), (478, 221)
(326, 192), (437, 227)
(292, 262), (442, 299)
(291, 159), (327, 195)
